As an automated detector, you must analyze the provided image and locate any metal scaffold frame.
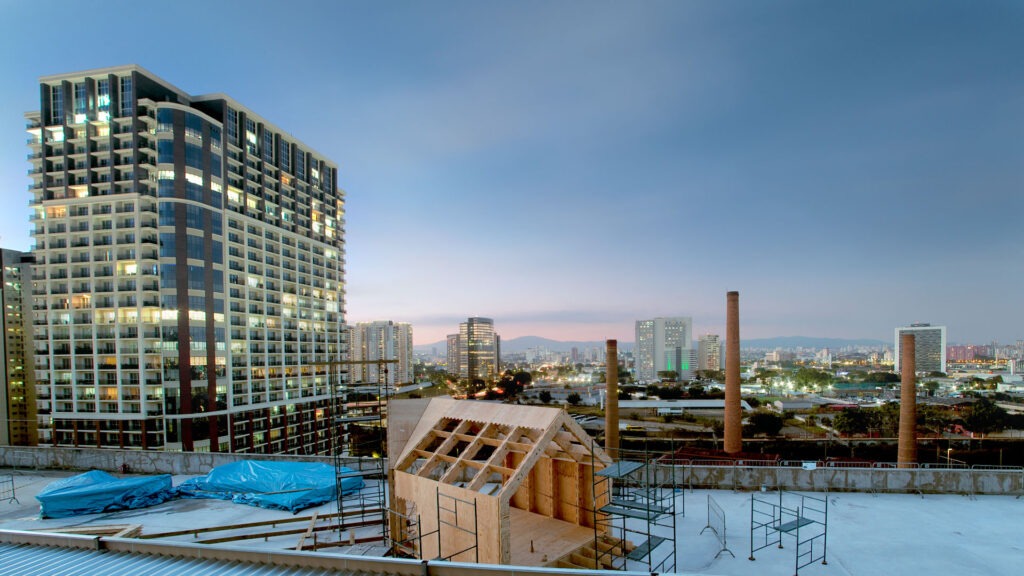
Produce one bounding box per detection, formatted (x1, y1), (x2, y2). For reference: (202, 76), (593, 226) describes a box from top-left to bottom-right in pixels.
(322, 358), (397, 548)
(591, 442), (680, 573)
(749, 489), (829, 576)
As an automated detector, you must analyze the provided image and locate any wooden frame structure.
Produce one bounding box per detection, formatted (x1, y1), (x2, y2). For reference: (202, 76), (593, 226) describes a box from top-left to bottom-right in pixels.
(389, 399), (613, 565)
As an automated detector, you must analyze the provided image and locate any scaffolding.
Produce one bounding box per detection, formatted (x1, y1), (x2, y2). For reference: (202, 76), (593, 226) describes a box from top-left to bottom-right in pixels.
(749, 489), (829, 576)
(323, 358), (397, 548)
(591, 444), (679, 573)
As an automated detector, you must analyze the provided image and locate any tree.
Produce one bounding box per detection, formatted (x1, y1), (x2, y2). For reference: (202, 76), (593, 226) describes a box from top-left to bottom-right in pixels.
(793, 368), (832, 390)
(566, 392), (582, 406)
(923, 381), (940, 397)
(963, 398), (1008, 436)
(832, 408), (871, 436)
(538, 390), (552, 404)
(743, 411), (784, 437)
(866, 372), (901, 383)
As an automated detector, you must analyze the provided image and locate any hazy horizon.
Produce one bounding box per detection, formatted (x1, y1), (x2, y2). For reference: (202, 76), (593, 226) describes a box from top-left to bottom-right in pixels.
(1, 1), (1019, 347)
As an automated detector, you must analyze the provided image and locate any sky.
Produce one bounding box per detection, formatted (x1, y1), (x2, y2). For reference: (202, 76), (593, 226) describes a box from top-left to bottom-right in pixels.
(0, 1), (1020, 346)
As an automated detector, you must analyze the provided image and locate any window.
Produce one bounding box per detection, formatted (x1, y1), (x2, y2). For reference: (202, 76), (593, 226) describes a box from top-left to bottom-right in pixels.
(50, 85), (64, 125)
(157, 108), (174, 133)
(245, 119), (257, 155)
(159, 203), (175, 226)
(159, 233), (176, 258)
(185, 113), (203, 141)
(185, 143), (203, 170)
(226, 108), (238, 146)
(158, 141), (174, 164)
(97, 80), (111, 120)
(263, 129), (274, 163)
(160, 264), (176, 289)
(186, 234), (205, 260)
(295, 150), (305, 180)
(158, 180), (175, 198)
(185, 205), (205, 230)
(279, 140), (290, 173)
(210, 153), (222, 178)
(210, 126), (221, 150)
(74, 82), (87, 120)
(119, 76), (134, 118)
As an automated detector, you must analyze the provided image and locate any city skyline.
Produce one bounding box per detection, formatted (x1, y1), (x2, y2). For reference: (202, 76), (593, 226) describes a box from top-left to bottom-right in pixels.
(1, 1), (1020, 346)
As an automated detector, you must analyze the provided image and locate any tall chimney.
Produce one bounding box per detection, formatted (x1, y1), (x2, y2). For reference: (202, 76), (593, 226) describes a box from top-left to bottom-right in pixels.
(724, 291), (742, 454)
(605, 339), (619, 460)
(898, 333), (917, 467)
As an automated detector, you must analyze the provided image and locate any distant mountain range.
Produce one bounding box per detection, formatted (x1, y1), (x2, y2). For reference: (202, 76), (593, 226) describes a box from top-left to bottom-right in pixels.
(414, 335), (888, 355)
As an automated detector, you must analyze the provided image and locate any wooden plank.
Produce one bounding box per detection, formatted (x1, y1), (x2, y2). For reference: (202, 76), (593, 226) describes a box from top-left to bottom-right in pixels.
(294, 512), (319, 550)
(498, 417), (566, 499)
(507, 507), (594, 567)
(553, 459), (578, 524)
(199, 517), (381, 545)
(140, 509), (370, 539)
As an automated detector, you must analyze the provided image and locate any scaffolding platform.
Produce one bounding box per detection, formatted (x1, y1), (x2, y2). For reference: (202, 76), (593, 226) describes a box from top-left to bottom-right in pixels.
(597, 461), (645, 478)
(626, 536), (665, 560)
(591, 444), (681, 573)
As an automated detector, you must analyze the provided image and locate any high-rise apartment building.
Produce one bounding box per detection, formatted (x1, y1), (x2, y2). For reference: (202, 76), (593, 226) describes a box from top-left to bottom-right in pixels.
(445, 333), (459, 375)
(27, 65), (346, 453)
(0, 249), (36, 446)
(894, 324), (946, 374)
(635, 317), (694, 383)
(349, 321), (413, 386)
(450, 317), (499, 381)
(697, 334), (721, 372)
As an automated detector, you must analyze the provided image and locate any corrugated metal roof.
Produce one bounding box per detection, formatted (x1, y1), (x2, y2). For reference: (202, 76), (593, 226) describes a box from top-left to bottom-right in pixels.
(0, 544), (358, 576)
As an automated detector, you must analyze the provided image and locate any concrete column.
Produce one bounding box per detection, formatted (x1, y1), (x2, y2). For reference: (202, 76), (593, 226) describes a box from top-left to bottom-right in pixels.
(724, 291), (742, 454)
(898, 333), (917, 467)
(605, 339), (619, 460)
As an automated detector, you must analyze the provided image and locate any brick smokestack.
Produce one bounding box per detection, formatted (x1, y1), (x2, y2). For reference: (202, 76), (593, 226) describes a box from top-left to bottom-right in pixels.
(605, 339), (619, 460)
(724, 291), (742, 454)
(898, 333), (917, 467)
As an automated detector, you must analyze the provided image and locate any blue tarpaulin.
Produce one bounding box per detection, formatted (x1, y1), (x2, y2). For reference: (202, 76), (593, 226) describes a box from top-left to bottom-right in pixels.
(176, 460), (365, 512)
(35, 470), (174, 519)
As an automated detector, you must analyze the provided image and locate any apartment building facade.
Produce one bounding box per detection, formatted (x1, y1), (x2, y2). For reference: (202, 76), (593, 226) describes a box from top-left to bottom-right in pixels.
(27, 65), (346, 453)
(0, 249), (36, 446)
(635, 317), (694, 383)
(349, 321), (414, 386)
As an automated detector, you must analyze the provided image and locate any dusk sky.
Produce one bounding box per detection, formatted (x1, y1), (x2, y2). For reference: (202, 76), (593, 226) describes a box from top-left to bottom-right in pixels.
(0, 1), (1020, 346)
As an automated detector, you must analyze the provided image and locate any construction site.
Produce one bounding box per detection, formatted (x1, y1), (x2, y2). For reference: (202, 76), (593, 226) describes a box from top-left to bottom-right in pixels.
(2, 293), (1022, 575)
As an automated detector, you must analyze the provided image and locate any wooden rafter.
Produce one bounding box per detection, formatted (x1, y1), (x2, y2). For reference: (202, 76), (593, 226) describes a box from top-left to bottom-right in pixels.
(467, 426), (522, 491)
(417, 419), (472, 478)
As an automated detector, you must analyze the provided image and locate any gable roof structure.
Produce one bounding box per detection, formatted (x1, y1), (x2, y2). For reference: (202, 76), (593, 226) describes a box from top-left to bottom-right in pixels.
(389, 399), (613, 566)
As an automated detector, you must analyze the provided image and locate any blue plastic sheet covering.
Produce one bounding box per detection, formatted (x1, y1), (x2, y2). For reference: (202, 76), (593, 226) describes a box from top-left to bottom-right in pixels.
(35, 470), (174, 519)
(176, 460), (365, 513)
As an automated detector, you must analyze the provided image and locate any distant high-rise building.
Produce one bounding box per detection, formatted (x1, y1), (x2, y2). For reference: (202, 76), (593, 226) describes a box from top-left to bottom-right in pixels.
(451, 317), (499, 381)
(349, 321), (413, 385)
(895, 324), (946, 374)
(27, 66), (345, 452)
(635, 317), (693, 382)
(697, 334), (721, 372)
(0, 249), (36, 446)
(446, 334), (459, 374)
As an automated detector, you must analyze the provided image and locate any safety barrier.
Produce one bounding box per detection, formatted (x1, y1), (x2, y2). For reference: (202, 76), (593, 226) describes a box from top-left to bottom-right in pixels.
(673, 461), (1023, 495)
(0, 475), (16, 504)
